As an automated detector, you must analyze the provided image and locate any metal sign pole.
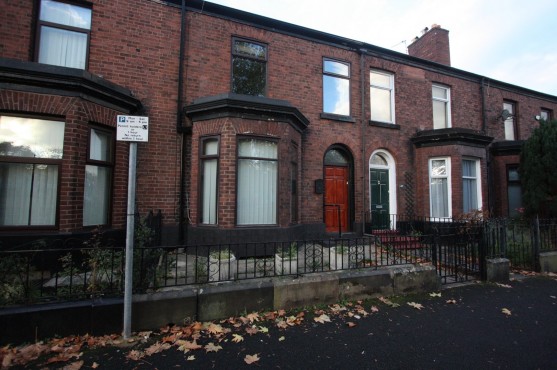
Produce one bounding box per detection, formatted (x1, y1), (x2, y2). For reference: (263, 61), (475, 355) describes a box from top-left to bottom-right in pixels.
(123, 141), (137, 339)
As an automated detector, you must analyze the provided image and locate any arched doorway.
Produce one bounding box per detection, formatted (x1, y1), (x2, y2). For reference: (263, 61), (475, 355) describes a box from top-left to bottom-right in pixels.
(369, 150), (397, 229)
(324, 146), (353, 234)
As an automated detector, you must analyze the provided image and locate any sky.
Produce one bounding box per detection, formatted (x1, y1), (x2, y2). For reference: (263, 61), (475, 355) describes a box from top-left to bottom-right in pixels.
(207, 0), (557, 96)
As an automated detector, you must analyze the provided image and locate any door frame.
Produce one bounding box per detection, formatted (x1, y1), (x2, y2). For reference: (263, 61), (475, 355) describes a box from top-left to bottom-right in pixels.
(323, 145), (354, 234)
(369, 150), (397, 228)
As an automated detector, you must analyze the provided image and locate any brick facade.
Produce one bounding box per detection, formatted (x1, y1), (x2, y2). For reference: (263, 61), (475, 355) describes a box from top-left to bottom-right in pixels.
(1, 0), (556, 246)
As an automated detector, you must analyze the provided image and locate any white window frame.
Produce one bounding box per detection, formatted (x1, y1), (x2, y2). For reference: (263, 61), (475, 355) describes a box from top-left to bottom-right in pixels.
(462, 158), (482, 214)
(200, 137), (219, 225)
(432, 84), (451, 129)
(429, 157), (452, 219)
(370, 70), (395, 124)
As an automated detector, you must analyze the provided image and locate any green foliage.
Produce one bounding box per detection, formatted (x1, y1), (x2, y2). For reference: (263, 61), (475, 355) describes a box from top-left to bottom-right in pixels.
(520, 120), (557, 217)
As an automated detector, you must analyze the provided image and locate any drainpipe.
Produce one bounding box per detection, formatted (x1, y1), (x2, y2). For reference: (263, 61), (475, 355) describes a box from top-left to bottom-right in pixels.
(359, 49), (367, 235)
(178, 0), (187, 244)
(481, 77), (494, 215)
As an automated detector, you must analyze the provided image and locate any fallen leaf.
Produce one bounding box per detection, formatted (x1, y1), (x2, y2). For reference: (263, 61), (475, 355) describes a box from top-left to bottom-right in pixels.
(91, 362), (100, 369)
(278, 336), (285, 342)
(126, 350), (144, 361)
(346, 322), (357, 328)
(207, 323), (224, 335)
(187, 355), (196, 361)
(176, 340), (202, 351)
(277, 309), (286, 316)
(370, 306), (379, 313)
(379, 297), (400, 308)
(244, 354), (260, 365)
(204, 343), (222, 353)
(276, 319), (288, 329)
(314, 314), (331, 324)
(496, 283), (512, 288)
(501, 308), (512, 316)
(231, 334), (244, 343)
(429, 292), (442, 297)
(246, 312), (260, 323)
(446, 299), (457, 304)
(144, 342), (171, 357)
(407, 302), (424, 310)
(245, 326), (259, 335)
(258, 326), (269, 334)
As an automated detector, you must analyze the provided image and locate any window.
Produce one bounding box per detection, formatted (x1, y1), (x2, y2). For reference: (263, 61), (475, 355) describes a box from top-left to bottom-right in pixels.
(503, 101), (516, 140)
(429, 158), (451, 218)
(231, 38), (267, 96)
(432, 85), (451, 129)
(200, 137), (219, 225)
(0, 115), (65, 226)
(462, 159), (482, 213)
(290, 143), (298, 223)
(83, 127), (113, 226)
(540, 109), (552, 122)
(323, 59), (350, 116)
(507, 166), (523, 217)
(237, 138), (277, 225)
(370, 70), (395, 123)
(37, 0), (92, 69)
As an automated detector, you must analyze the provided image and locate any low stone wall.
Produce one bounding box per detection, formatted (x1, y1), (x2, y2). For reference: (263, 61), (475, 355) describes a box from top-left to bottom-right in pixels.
(0, 265), (439, 345)
(539, 251), (557, 273)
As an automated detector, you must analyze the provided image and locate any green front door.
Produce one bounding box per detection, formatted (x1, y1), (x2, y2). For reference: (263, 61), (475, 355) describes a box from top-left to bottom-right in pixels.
(370, 169), (389, 229)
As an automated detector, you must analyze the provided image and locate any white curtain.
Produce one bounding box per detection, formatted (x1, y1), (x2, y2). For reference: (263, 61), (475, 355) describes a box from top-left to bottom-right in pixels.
(0, 163), (58, 225)
(237, 140), (277, 225)
(83, 165), (111, 226)
(430, 178), (449, 218)
(202, 159), (218, 224)
(462, 160), (478, 213)
(39, 26), (88, 69)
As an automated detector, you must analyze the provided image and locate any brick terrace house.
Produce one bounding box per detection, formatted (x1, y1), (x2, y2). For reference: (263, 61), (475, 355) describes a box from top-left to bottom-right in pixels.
(1, 0), (556, 247)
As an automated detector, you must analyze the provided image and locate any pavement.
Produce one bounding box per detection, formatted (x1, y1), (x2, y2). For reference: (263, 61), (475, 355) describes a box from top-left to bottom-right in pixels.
(11, 274), (557, 369)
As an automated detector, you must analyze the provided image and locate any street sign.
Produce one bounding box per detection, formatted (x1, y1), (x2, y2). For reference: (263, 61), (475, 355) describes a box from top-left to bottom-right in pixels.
(117, 115), (149, 142)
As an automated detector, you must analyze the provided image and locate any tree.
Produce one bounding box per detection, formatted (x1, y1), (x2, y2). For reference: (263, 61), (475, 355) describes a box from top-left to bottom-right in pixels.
(519, 120), (557, 218)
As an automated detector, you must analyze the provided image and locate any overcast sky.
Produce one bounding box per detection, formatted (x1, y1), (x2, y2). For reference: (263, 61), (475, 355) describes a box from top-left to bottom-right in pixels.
(208, 0), (557, 96)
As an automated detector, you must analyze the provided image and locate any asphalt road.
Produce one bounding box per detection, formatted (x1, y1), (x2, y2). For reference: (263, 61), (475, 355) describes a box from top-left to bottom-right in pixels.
(16, 275), (557, 369)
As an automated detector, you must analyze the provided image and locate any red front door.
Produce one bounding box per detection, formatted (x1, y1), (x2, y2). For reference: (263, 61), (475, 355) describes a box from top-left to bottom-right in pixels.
(324, 166), (349, 233)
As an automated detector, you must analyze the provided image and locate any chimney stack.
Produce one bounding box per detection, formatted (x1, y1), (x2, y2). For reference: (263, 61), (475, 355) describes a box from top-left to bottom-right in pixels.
(407, 24), (451, 66)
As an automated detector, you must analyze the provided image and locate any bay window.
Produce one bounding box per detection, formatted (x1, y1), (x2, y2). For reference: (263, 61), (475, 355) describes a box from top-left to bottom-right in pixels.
(200, 137), (219, 225)
(237, 138), (277, 225)
(0, 115), (65, 226)
(37, 0), (92, 69)
(462, 159), (482, 213)
(83, 127), (113, 226)
(429, 158), (451, 218)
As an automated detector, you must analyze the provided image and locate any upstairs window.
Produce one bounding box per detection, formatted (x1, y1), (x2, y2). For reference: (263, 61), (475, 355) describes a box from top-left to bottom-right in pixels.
(432, 85), (451, 129)
(370, 70), (395, 123)
(83, 127), (113, 226)
(503, 101), (516, 140)
(323, 59), (350, 116)
(232, 38), (267, 96)
(37, 0), (92, 69)
(540, 109), (552, 122)
(0, 115), (65, 226)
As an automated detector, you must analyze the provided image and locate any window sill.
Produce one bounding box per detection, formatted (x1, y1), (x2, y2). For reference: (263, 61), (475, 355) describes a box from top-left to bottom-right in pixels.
(369, 120), (401, 130)
(320, 113), (356, 123)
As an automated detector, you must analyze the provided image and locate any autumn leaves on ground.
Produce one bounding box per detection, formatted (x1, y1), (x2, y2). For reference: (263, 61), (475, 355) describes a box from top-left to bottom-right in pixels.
(0, 271), (548, 369)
